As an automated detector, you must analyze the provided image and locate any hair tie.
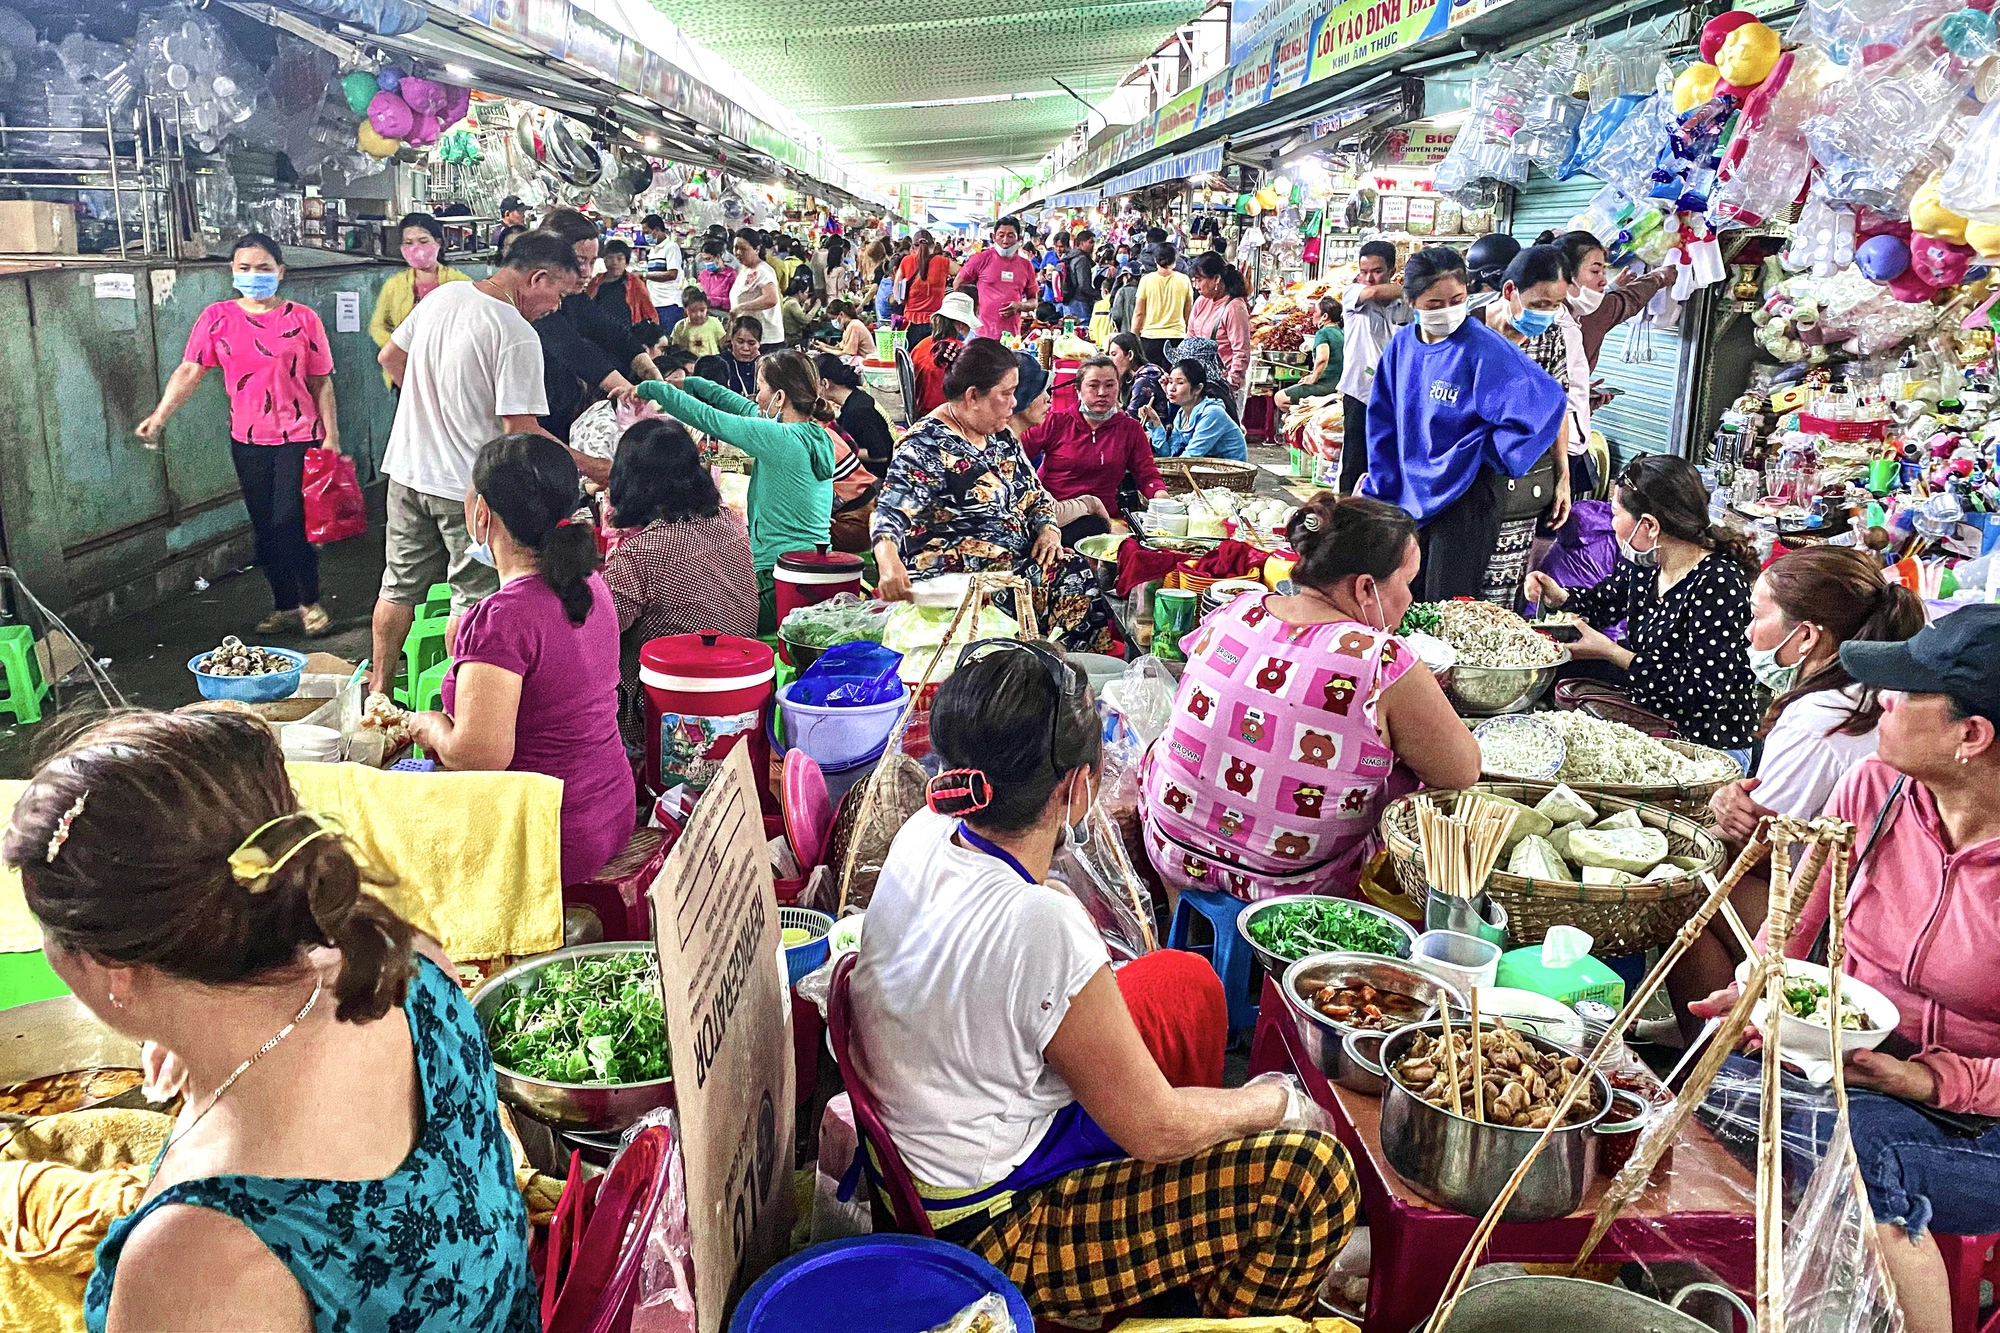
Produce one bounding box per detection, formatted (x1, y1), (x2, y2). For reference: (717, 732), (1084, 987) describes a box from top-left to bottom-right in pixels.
(227, 812), (357, 892)
(1299, 511), (1324, 533)
(555, 517), (574, 528)
(927, 769), (993, 814)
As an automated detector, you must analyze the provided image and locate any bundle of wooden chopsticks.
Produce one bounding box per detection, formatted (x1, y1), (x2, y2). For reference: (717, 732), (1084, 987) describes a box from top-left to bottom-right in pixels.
(1414, 793), (1519, 900)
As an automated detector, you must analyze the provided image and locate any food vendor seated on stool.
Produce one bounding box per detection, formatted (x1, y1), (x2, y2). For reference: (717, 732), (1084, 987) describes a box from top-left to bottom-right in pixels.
(1523, 454), (1759, 767)
(871, 338), (1123, 654)
(1141, 494), (1480, 904)
(1138, 339), (1247, 462)
(850, 643), (1360, 1321)
(1691, 606), (2000, 1333)
(1021, 355), (1167, 547)
(1665, 546), (1925, 1041)
(408, 434), (636, 884)
(1, 710), (536, 1332)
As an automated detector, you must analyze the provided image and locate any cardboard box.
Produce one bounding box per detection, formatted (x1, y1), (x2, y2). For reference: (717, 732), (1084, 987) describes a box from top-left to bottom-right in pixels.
(0, 202), (77, 255)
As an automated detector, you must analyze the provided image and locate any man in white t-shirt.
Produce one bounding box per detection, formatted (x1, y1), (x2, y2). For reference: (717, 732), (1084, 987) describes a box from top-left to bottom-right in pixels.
(1337, 240), (1410, 493)
(368, 231), (576, 698)
(640, 213), (683, 330)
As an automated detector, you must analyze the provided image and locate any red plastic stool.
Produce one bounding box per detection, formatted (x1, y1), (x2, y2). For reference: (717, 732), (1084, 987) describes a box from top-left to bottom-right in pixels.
(562, 827), (670, 942)
(1941, 1232), (2000, 1333)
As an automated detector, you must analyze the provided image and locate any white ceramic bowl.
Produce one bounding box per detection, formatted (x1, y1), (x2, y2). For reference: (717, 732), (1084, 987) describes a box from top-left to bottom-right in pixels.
(1467, 985), (1586, 1049)
(1733, 957), (1900, 1062)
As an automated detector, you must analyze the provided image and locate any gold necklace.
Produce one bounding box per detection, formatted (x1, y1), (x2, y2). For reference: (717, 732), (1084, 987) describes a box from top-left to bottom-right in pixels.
(156, 980), (323, 1170)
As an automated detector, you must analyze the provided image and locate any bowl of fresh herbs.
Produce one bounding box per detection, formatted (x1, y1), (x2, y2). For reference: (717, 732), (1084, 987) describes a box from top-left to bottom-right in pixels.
(1237, 895), (1419, 979)
(472, 943), (674, 1132)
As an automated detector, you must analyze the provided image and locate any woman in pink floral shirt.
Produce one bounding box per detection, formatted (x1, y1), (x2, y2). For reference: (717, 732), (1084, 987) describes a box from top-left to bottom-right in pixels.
(138, 233), (339, 636)
(1141, 494), (1479, 903)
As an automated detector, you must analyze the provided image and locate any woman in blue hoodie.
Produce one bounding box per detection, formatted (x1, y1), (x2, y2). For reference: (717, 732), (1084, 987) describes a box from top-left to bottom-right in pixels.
(1139, 355), (1247, 461)
(1361, 246), (1568, 601)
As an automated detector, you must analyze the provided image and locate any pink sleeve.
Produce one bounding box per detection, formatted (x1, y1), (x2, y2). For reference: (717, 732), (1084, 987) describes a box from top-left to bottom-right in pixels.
(182, 303), (226, 367)
(1917, 1049), (2000, 1115)
(1224, 301), (1251, 385)
(299, 308), (334, 376)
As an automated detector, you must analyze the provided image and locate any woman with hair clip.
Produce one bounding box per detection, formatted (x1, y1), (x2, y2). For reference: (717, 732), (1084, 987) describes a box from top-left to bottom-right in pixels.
(636, 347), (837, 629)
(602, 417), (760, 749)
(850, 642), (1360, 1320)
(1363, 246), (1569, 601)
(0, 709), (535, 1332)
(1143, 494), (1481, 902)
(1524, 453), (1760, 760)
(871, 338), (1122, 653)
(408, 433), (635, 884)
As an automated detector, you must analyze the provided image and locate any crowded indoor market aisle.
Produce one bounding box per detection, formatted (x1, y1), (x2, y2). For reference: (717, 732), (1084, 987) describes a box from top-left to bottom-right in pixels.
(0, 0), (1998, 1329)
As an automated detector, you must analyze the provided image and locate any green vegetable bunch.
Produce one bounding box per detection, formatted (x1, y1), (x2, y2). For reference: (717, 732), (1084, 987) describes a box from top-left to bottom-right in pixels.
(1398, 602), (1441, 637)
(1247, 900), (1407, 962)
(488, 951), (671, 1085)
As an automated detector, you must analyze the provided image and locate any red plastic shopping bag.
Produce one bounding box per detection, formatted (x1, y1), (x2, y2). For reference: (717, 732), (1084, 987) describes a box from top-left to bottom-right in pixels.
(302, 446), (366, 545)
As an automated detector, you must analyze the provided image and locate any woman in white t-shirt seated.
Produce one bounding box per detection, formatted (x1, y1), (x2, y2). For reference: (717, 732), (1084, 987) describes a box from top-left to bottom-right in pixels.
(1666, 544), (1924, 1039)
(849, 641), (1358, 1322)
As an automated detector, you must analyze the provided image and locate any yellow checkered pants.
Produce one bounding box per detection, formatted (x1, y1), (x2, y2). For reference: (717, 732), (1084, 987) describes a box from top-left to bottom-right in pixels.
(958, 1130), (1359, 1321)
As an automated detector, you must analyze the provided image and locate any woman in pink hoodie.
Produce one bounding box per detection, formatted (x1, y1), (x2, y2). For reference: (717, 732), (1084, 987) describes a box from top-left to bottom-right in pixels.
(1694, 605), (2000, 1333)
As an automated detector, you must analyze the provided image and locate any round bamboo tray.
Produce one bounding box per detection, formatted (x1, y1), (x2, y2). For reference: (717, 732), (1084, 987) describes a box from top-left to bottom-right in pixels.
(1161, 459), (1260, 495)
(1380, 783), (1726, 956)
(1478, 740), (1742, 825)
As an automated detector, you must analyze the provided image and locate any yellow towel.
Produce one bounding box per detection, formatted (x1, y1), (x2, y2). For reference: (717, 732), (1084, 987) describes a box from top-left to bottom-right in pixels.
(0, 764), (564, 962)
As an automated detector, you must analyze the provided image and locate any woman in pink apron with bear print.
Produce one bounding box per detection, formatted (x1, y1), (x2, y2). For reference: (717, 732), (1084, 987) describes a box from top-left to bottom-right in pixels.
(1141, 494), (1481, 903)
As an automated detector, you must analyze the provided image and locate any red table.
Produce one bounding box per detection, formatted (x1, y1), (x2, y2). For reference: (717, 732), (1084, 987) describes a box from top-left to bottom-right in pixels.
(1248, 975), (1755, 1333)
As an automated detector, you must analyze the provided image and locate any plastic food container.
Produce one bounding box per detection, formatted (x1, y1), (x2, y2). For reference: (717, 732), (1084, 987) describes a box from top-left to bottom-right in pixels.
(639, 633), (775, 798)
(777, 680), (906, 771)
(279, 722), (342, 764)
(1411, 929), (1503, 994)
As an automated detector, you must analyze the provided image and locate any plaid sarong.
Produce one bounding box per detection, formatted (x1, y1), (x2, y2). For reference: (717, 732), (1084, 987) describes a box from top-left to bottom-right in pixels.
(957, 1130), (1358, 1320)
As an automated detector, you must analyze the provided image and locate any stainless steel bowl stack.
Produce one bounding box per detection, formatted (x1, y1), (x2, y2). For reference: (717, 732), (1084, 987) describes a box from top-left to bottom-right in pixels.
(1278, 953), (1464, 1093)
(470, 942), (676, 1134)
(1442, 651), (1569, 717)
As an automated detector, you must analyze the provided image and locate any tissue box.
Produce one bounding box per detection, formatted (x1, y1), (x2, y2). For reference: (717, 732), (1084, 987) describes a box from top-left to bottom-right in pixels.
(1495, 947), (1625, 1010)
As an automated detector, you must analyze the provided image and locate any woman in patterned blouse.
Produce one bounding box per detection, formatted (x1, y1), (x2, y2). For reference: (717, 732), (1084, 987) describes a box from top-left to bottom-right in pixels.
(603, 417), (760, 748)
(871, 338), (1121, 653)
(1526, 454), (1761, 759)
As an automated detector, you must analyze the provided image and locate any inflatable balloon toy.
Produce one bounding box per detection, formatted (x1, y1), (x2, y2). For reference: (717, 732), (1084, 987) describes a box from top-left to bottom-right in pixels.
(1911, 174), (1970, 244)
(357, 121), (401, 159)
(341, 70), (378, 116)
(1855, 233), (1911, 281)
(397, 76), (446, 116)
(375, 65), (403, 92)
(367, 90), (414, 138)
(1700, 9), (1759, 62)
(1888, 268), (1940, 303)
(441, 83), (471, 126)
(407, 111), (441, 147)
(1673, 63), (1721, 114)
(1966, 222), (2000, 257)
(1714, 20), (1782, 92)
(1911, 234), (1975, 287)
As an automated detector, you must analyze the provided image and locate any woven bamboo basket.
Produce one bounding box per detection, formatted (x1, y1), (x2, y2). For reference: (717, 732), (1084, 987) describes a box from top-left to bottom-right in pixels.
(1480, 740), (1742, 825)
(1380, 783), (1726, 956)
(1160, 459), (1260, 495)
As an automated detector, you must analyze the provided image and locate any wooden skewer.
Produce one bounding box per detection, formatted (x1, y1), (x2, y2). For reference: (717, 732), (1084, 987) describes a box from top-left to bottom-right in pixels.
(1469, 987), (1484, 1124)
(1439, 1003), (1464, 1117)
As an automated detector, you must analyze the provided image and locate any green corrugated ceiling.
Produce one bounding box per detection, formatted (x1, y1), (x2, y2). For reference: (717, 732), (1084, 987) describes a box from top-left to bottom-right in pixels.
(649, 0), (1207, 177)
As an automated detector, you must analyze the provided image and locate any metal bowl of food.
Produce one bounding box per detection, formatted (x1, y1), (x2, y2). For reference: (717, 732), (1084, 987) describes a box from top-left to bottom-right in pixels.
(1347, 1017), (1611, 1221)
(0, 994), (149, 1118)
(1442, 653), (1568, 717)
(471, 942), (675, 1134)
(1238, 894), (1419, 981)
(1280, 952), (1464, 1094)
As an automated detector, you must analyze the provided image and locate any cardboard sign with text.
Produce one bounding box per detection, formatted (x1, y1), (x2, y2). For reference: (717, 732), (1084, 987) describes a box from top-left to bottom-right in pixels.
(649, 741), (794, 1331)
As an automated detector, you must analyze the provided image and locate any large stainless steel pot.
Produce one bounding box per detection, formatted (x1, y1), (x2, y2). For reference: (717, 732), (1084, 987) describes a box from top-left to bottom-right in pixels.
(0, 994), (143, 1085)
(1347, 1018), (1610, 1222)
(1418, 1275), (1755, 1333)
(470, 942), (675, 1134)
(1279, 953), (1464, 1095)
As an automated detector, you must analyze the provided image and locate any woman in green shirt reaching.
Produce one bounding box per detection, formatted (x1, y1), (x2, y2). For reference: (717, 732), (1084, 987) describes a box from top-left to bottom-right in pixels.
(1274, 297), (1344, 409)
(636, 349), (836, 629)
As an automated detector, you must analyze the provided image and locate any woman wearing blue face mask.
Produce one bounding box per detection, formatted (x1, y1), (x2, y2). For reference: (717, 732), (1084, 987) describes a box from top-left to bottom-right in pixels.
(1361, 246), (1569, 602)
(136, 233), (339, 637)
(1525, 455), (1761, 758)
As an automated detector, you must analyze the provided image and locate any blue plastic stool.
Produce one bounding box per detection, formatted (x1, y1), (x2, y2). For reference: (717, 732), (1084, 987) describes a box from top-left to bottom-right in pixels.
(1168, 886), (1257, 1034)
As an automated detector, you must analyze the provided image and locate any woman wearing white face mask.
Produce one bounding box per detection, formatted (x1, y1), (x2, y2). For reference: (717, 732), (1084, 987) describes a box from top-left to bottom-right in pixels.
(1360, 246), (1569, 601)
(853, 639), (1365, 1321)
(1141, 494), (1480, 904)
(1524, 455), (1761, 760)
(1552, 229), (1679, 373)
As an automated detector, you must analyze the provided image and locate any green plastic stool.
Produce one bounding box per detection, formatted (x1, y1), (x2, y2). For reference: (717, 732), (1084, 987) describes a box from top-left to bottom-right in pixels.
(0, 951), (69, 1009)
(421, 582), (452, 621)
(394, 617), (450, 708)
(0, 624), (50, 726)
(415, 657), (451, 714)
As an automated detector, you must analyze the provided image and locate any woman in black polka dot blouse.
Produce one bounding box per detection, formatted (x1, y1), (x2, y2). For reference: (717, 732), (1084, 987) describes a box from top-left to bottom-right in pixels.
(1525, 455), (1760, 759)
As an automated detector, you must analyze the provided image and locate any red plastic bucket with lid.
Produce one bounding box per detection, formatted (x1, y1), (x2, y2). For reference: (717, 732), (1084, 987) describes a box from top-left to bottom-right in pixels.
(639, 633), (775, 800)
(773, 549), (864, 635)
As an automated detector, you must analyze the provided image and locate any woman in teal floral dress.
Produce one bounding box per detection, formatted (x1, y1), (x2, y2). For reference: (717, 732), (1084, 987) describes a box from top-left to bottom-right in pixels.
(0, 709), (536, 1333)
(871, 339), (1121, 652)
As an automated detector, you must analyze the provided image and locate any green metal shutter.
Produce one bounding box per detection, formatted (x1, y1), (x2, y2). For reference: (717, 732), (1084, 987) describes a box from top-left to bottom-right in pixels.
(1509, 167), (1686, 462)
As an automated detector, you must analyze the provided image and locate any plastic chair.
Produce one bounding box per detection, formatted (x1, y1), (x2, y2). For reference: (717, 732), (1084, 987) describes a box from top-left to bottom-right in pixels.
(1167, 887), (1256, 1034)
(421, 582), (452, 621)
(827, 952), (933, 1236)
(543, 1125), (676, 1333)
(0, 624), (51, 726)
(1941, 1232), (2000, 1333)
(414, 658), (451, 714)
(563, 827), (671, 942)
(394, 617), (450, 708)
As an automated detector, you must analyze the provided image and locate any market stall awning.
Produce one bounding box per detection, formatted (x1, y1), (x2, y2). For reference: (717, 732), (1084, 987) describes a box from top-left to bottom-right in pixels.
(1101, 142), (1226, 198)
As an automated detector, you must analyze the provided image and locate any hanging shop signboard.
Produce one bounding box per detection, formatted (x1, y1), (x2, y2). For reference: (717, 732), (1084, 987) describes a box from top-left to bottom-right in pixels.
(451, 0), (497, 27)
(562, 9), (623, 79)
(1307, 0), (1443, 84)
(1447, 0), (1504, 27)
(1195, 72), (1231, 130)
(486, 0), (517, 35)
(1232, 0), (1318, 64)
(1270, 13), (1316, 99)
(648, 741), (794, 1333)
(1227, 43), (1276, 117)
(517, 0), (572, 58)
(1155, 86), (1202, 147)
(1382, 118), (1457, 164)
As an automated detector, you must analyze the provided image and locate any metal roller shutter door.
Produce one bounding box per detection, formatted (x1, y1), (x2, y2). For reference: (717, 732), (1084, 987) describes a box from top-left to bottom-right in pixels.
(1509, 168), (1686, 461)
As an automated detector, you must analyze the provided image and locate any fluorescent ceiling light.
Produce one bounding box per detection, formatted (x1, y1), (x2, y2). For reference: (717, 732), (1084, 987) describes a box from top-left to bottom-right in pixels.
(805, 89), (1070, 113)
(444, 62), (473, 79)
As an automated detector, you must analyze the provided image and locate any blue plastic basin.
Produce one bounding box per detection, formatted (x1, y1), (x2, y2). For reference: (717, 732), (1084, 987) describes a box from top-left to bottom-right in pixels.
(729, 1235), (1032, 1332)
(188, 647), (307, 703)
